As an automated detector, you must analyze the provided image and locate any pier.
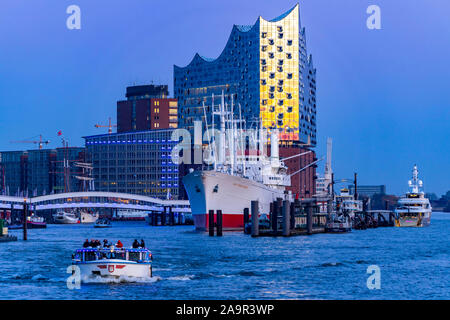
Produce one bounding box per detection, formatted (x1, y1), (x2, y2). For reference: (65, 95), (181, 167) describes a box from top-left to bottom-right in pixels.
(245, 199), (395, 238)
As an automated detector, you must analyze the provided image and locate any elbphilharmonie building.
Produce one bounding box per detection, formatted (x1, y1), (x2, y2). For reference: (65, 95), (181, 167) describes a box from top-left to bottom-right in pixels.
(174, 4), (317, 146)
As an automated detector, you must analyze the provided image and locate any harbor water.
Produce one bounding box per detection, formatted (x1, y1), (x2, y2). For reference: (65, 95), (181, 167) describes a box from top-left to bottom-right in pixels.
(0, 212), (448, 300)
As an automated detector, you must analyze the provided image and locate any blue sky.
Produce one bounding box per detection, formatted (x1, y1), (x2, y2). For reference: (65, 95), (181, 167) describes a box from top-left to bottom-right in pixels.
(0, 0), (449, 196)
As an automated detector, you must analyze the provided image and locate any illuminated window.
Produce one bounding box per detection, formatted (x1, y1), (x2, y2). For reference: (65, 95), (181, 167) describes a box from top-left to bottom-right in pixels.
(277, 66), (283, 72)
(262, 32), (267, 38)
(278, 33), (283, 39)
(278, 100), (284, 106)
(269, 52), (274, 59)
(277, 26), (283, 32)
(287, 73), (293, 79)
(286, 53), (292, 59)
(269, 73), (275, 79)
(277, 46), (283, 52)
(287, 40), (293, 46)
(269, 39), (274, 45)
(262, 66), (268, 72)
(261, 79), (267, 85)
(262, 99), (268, 105)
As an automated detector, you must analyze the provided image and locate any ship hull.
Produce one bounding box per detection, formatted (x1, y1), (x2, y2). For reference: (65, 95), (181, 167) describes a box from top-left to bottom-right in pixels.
(395, 212), (431, 227)
(182, 170), (288, 230)
(75, 260), (152, 280)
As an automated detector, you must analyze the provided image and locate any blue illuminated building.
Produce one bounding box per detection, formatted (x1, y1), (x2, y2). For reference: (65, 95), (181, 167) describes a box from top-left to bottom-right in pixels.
(83, 129), (180, 199)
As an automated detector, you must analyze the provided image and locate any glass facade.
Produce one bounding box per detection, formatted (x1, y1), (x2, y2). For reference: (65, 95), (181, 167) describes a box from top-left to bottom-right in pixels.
(84, 129), (179, 199)
(174, 4), (317, 145)
(0, 148), (85, 196)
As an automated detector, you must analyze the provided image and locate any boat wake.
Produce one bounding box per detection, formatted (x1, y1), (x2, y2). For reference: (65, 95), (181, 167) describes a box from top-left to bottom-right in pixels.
(81, 275), (161, 284)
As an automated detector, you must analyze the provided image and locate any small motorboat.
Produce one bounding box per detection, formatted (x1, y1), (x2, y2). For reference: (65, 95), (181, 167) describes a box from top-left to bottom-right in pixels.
(26, 215), (47, 229)
(71, 245), (153, 280)
(94, 218), (112, 228)
(325, 213), (352, 233)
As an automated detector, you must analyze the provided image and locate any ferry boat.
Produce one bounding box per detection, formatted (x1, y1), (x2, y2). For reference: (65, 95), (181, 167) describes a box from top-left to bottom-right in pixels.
(183, 93), (320, 230)
(26, 215), (47, 229)
(112, 210), (147, 221)
(80, 210), (99, 224)
(335, 188), (363, 220)
(53, 209), (79, 224)
(53, 209), (98, 224)
(94, 218), (112, 228)
(325, 213), (352, 233)
(394, 165), (432, 227)
(71, 246), (153, 280)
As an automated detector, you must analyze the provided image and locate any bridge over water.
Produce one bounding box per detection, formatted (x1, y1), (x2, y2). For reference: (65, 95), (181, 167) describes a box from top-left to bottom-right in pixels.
(0, 192), (191, 213)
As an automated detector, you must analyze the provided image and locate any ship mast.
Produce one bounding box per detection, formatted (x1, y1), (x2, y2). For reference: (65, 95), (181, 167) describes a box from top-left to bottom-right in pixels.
(408, 164), (423, 194)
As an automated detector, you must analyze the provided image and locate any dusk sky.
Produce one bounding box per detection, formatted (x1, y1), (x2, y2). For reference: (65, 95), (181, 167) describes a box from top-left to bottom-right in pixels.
(0, 0), (449, 196)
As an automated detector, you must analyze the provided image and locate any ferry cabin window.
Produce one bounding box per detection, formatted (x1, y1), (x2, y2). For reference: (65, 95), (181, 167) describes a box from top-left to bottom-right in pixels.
(85, 251), (97, 261)
(129, 252), (141, 262)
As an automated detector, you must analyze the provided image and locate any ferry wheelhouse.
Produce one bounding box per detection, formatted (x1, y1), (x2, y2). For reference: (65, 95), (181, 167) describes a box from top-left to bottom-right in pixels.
(72, 247), (153, 279)
(395, 165), (432, 227)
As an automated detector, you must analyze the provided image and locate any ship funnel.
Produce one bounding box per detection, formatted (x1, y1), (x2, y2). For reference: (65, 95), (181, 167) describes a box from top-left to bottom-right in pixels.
(270, 129), (280, 167)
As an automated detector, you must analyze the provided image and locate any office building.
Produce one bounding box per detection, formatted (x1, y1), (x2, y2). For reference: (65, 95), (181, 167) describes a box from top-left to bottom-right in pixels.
(117, 85), (178, 133)
(84, 129), (180, 199)
(0, 147), (86, 196)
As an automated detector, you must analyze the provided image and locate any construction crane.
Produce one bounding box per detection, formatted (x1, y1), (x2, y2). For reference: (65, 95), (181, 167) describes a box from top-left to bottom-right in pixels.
(10, 135), (50, 150)
(94, 117), (117, 134)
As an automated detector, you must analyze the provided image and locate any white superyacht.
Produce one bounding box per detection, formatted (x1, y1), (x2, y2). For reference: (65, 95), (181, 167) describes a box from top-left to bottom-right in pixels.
(394, 165), (432, 227)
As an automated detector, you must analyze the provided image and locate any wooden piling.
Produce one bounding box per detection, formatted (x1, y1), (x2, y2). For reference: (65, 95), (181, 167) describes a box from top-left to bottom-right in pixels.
(282, 200), (290, 236)
(272, 201), (278, 234)
(169, 207), (174, 226)
(216, 210), (223, 236)
(251, 201), (259, 237)
(243, 208), (249, 226)
(208, 210), (214, 236)
(23, 200), (27, 241)
(306, 203), (313, 235)
(290, 202), (295, 229)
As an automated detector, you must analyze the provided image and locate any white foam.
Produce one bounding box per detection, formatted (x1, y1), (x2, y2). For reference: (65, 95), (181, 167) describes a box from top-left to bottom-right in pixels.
(82, 274), (161, 284)
(167, 275), (194, 281)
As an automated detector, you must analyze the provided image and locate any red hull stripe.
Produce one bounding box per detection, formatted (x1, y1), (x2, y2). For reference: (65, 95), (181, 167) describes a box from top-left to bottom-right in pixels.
(194, 213), (250, 230)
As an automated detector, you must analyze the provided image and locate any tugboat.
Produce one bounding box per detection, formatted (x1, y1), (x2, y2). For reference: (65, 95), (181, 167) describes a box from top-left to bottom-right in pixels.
(395, 165), (432, 227)
(72, 243), (153, 280)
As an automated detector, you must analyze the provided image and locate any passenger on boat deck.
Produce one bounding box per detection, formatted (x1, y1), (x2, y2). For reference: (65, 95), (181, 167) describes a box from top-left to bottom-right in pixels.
(132, 239), (140, 248)
(83, 239), (90, 248)
(140, 239), (145, 248)
(116, 240), (123, 248)
(103, 239), (109, 247)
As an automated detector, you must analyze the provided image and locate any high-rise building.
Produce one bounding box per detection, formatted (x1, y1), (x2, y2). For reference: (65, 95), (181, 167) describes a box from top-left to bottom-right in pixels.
(117, 85), (178, 133)
(174, 4), (317, 197)
(174, 4), (316, 145)
(84, 129), (180, 199)
(0, 147), (86, 196)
